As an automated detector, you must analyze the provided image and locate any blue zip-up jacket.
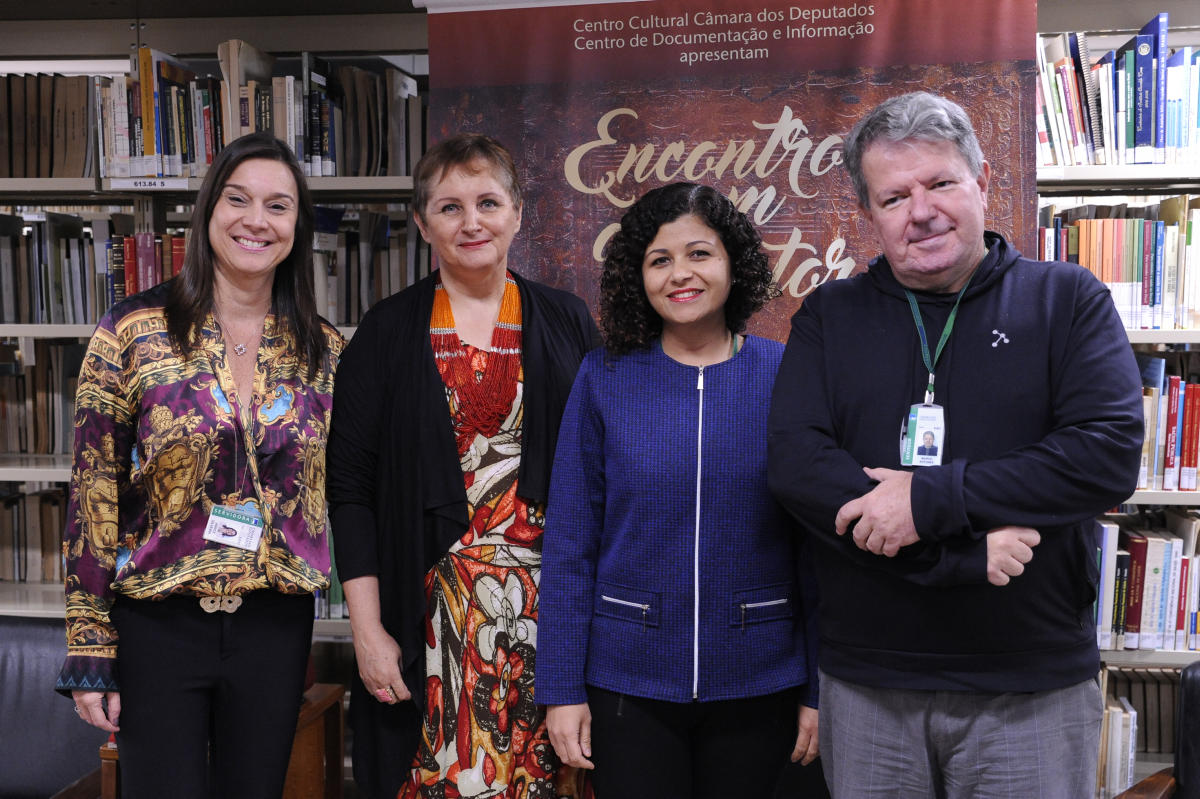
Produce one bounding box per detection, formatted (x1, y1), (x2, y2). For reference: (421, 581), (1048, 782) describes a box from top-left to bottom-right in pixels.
(537, 335), (819, 707)
(768, 232), (1143, 693)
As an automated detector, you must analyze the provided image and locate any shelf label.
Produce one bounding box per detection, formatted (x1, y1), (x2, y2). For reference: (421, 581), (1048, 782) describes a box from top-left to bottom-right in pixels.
(109, 178), (189, 190)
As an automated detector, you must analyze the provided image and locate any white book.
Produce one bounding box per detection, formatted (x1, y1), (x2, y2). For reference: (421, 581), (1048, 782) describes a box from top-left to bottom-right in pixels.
(112, 76), (131, 178)
(1191, 59), (1200, 164)
(93, 76), (109, 179)
(189, 80), (207, 178)
(1098, 520), (1120, 649)
(1178, 48), (1193, 162)
(1139, 534), (1167, 650)
(1189, 560), (1200, 650)
(1104, 699), (1124, 798)
(283, 75), (297, 158)
(1119, 696), (1137, 795)
(1163, 224), (1179, 331)
(1166, 56), (1185, 164)
(1162, 533), (1183, 647)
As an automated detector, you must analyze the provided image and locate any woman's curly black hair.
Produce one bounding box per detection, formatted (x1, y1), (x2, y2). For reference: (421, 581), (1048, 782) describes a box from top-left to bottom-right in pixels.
(599, 182), (778, 355)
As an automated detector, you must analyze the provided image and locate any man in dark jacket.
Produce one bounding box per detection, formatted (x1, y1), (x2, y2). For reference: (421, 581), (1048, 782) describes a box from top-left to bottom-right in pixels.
(768, 91), (1143, 798)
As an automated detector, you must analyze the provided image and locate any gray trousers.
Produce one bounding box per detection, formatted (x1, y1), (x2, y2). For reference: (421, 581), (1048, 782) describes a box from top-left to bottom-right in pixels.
(818, 670), (1103, 799)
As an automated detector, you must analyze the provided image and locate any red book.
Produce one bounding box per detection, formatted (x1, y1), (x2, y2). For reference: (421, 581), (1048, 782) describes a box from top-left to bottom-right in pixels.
(1176, 556), (1190, 650)
(153, 234), (163, 286)
(122, 235), (137, 296)
(171, 234), (186, 278)
(1119, 530), (1148, 649)
(1181, 383), (1200, 491)
(1141, 219), (1153, 327)
(1164, 375), (1181, 490)
(135, 232), (156, 292)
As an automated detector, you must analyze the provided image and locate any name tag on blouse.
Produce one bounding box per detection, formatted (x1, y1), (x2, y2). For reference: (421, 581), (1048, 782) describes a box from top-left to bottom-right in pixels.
(202, 505), (264, 551)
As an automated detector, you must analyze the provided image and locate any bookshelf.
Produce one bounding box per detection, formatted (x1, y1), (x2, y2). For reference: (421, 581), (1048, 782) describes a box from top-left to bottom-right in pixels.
(94, 175), (413, 198)
(0, 581), (352, 639)
(1034, 8), (1200, 789)
(1039, 165), (1200, 188)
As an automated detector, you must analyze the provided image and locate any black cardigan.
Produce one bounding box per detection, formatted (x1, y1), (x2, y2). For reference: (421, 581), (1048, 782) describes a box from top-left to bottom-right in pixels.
(327, 270), (598, 798)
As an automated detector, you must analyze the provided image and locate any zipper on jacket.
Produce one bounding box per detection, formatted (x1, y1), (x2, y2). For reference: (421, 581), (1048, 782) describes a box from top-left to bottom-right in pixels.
(600, 594), (650, 630)
(692, 365), (704, 700)
(740, 597), (788, 630)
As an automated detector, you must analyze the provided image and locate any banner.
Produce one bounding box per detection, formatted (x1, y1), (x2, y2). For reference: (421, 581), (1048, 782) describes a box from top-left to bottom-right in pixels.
(426, 0), (1037, 339)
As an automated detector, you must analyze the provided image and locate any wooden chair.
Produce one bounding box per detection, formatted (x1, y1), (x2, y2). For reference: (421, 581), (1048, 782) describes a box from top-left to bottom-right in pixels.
(53, 682), (345, 799)
(1115, 660), (1200, 799)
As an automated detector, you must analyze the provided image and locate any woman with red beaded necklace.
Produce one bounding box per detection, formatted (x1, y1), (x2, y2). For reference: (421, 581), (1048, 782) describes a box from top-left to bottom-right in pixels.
(327, 134), (599, 799)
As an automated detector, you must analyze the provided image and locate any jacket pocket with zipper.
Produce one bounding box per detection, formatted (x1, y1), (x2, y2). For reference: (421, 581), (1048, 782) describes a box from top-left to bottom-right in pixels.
(594, 582), (661, 630)
(729, 583), (794, 629)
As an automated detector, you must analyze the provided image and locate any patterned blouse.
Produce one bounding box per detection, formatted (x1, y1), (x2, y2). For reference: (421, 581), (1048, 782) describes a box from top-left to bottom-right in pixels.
(56, 283), (344, 694)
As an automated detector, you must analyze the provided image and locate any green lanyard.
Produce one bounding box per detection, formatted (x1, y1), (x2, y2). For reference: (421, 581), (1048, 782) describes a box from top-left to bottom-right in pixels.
(903, 277), (973, 405)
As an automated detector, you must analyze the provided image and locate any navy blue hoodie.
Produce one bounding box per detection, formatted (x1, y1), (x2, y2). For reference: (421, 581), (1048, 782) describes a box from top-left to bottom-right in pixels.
(768, 232), (1143, 692)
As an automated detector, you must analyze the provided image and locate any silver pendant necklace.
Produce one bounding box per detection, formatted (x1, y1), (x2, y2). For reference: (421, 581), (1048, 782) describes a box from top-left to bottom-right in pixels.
(214, 309), (260, 358)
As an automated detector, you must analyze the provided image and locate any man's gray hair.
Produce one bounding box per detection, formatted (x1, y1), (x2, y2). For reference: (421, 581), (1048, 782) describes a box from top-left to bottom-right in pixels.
(842, 91), (985, 207)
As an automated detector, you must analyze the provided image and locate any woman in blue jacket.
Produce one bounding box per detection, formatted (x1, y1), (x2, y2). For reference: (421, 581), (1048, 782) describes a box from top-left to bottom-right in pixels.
(538, 183), (819, 797)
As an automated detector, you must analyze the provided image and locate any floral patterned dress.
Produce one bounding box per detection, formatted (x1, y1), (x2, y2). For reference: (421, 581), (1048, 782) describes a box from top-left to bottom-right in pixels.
(398, 274), (587, 799)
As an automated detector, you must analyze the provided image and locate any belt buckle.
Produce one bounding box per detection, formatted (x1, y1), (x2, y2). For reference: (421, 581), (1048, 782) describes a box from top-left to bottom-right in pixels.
(199, 595), (243, 614)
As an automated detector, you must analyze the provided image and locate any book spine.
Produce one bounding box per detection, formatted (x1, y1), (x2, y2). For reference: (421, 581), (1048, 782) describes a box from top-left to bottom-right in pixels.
(320, 93), (333, 177)
(1182, 383), (1199, 490)
(1122, 533), (1147, 649)
(129, 79), (144, 177)
(1140, 537), (1166, 650)
(1176, 555), (1190, 649)
(1146, 13), (1168, 162)
(1133, 35), (1155, 163)
(109, 237), (125, 302)
(122, 235), (137, 297)
(1164, 375), (1181, 489)
(202, 87), (216, 167)
(1114, 550), (1131, 650)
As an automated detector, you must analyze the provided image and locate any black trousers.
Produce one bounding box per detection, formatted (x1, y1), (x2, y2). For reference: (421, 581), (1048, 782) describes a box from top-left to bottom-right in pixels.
(112, 591), (314, 799)
(586, 685), (800, 799)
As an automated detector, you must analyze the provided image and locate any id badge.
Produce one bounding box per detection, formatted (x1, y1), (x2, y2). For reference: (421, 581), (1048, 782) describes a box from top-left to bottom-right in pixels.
(202, 504), (264, 551)
(900, 404), (945, 467)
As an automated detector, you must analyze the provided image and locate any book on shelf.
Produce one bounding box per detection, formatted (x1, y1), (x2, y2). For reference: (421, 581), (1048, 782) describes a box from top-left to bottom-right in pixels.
(0, 76), (9, 179)
(0, 340), (83, 458)
(1099, 349), (1200, 497)
(0, 482), (69, 586)
(1141, 13), (1169, 165)
(1100, 676), (1139, 799)
(1098, 519), (1121, 649)
(311, 206), (412, 326)
(8, 75), (26, 179)
(1100, 664), (1182, 799)
(1036, 12), (1200, 168)
(4, 40), (422, 182)
(1103, 511), (1200, 654)
(0, 71), (100, 179)
(1038, 195), (1199, 330)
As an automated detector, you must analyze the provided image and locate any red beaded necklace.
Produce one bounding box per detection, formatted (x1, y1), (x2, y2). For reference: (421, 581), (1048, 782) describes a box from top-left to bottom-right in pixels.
(431, 274), (523, 453)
